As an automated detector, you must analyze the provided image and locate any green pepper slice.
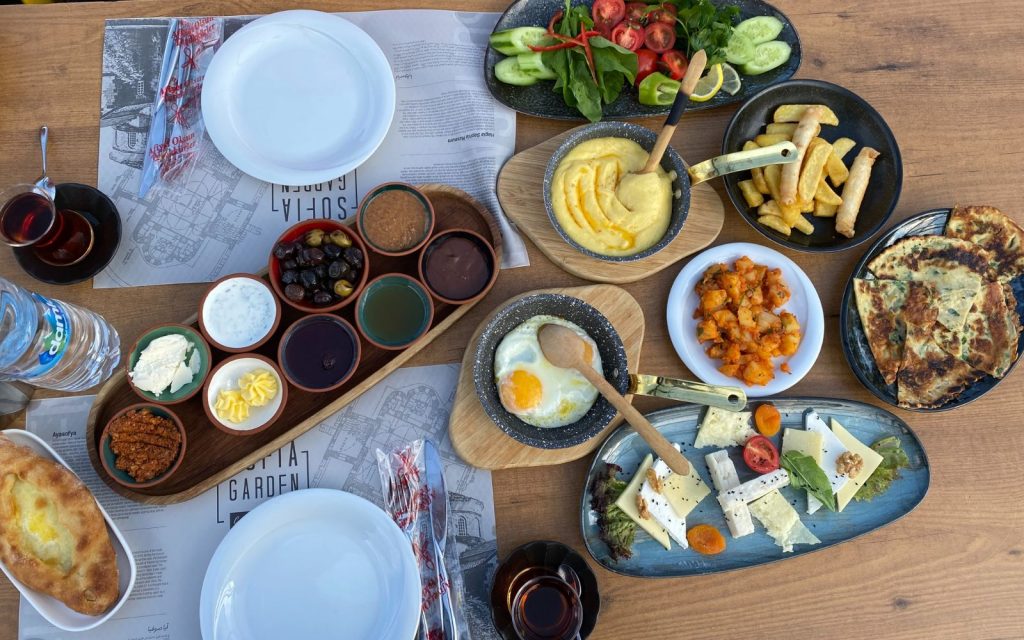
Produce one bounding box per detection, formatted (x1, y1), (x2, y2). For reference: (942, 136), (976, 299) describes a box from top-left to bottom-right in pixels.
(638, 72), (681, 106)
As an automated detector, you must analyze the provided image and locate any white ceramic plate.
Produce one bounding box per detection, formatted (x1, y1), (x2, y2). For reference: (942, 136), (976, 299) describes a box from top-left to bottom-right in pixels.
(666, 242), (824, 397)
(202, 10), (396, 186)
(199, 489), (420, 640)
(0, 429), (136, 631)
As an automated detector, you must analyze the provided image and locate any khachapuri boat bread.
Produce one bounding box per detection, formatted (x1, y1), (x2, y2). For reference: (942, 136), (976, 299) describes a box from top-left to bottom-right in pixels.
(945, 204), (1024, 280)
(855, 206), (1023, 408)
(0, 435), (119, 615)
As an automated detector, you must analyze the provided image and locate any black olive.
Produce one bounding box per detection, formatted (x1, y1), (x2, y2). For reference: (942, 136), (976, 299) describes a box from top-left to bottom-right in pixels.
(322, 243), (342, 259)
(299, 269), (319, 289)
(301, 247), (326, 266)
(341, 246), (364, 269)
(280, 269), (299, 285)
(281, 258), (298, 271)
(284, 283), (305, 302)
(273, 242), (293, 260)
(312, 290), (333, 306)
(327, 260), (350, 280)
(294, 252), (310, 268)
(313, 263), (328, 280)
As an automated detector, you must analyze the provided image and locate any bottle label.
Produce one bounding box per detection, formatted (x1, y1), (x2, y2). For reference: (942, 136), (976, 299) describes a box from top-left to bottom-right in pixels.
(32, 293), (71, 375)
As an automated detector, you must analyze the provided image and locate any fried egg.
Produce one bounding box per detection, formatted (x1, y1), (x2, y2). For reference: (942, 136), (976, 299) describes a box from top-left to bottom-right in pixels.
(493, 315), (602, 428)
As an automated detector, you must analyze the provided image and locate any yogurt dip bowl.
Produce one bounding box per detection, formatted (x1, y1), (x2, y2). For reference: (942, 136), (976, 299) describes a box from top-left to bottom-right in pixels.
(198, 274), (281, 352)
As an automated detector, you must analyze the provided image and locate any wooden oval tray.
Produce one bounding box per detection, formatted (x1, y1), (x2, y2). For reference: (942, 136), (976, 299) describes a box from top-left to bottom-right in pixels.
(497, 126), (725, 284)
(86, 184), (502, 504)
(448, 284), (644, 469)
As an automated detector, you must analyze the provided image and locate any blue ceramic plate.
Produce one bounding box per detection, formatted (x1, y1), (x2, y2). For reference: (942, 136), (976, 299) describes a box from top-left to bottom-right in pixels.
(580, 397), (929, 577)
(484, 0), (801, 121)
(839, 209), (1024, 411)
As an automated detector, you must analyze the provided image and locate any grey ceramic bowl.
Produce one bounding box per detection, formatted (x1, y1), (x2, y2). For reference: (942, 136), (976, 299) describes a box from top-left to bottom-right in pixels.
(473, 293), (630, 449)
(543, 121), (689, 262)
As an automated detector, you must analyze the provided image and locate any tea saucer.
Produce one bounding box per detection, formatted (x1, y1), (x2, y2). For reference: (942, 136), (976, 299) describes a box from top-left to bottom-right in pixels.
(12, 183), (121, 285)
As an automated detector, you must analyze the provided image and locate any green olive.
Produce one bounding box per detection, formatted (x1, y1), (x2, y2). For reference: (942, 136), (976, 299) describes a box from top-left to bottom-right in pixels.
(329, 230), (352, 248)
(333, 279), (354, 297)
(305, 228), (325, 247)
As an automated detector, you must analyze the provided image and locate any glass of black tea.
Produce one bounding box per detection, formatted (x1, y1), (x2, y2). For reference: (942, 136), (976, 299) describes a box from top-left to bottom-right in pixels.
(510, 569), (584, 640)
(0, 183), (94, 266)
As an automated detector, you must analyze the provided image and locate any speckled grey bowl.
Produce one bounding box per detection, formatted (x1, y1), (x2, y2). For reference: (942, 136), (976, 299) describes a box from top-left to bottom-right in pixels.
(472, 293), (629, 449)
(543, 121), (689, 262)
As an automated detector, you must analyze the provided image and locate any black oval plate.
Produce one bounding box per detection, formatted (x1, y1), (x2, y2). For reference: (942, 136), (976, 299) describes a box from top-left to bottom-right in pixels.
(722, 79), (903, 253)
(580, 398), (929, 578)
(484, 0), (801, 120)
(839, 209), (1024, 412)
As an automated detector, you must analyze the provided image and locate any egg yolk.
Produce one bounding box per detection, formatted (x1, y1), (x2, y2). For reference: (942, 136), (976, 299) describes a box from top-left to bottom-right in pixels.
(499, 369), (543, 413)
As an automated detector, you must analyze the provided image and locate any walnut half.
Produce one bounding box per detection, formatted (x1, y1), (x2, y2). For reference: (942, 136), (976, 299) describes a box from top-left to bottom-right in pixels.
(645, 468), (663, 493)
(636, 493), (651, 520)
(836, 451), (864, 478)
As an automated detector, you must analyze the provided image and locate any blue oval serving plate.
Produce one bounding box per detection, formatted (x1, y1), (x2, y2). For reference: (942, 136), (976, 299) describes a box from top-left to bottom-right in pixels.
(580, 397), (929, 577)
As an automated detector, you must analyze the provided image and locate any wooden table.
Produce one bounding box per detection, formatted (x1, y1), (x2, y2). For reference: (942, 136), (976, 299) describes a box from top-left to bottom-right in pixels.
(1, 1), (1022, 638)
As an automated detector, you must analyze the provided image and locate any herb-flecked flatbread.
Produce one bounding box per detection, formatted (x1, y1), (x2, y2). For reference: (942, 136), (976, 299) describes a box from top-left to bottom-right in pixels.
(957, 282), (1019, 377)
(945, 205), (1024, 281)
(853, 279), (908, 385)
(897, 322), (985, 409)
(867, 235), (997, 291)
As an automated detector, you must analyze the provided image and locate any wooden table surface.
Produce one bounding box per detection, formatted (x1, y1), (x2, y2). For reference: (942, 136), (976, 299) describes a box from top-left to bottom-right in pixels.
(1, 0), (1022, 638)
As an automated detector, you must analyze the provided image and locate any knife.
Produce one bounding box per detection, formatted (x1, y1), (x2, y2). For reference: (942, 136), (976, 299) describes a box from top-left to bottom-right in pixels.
(628, 374), (746, 411)
(424, 440), (458, 639)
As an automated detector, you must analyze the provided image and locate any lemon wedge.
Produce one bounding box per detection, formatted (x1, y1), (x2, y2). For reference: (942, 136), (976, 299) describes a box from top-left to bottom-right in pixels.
(690, 64), (724, 102)
(721, 63), (742, 96)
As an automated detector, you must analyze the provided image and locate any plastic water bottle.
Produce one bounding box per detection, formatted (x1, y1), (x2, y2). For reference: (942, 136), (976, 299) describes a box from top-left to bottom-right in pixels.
(0, 278), (120, 391)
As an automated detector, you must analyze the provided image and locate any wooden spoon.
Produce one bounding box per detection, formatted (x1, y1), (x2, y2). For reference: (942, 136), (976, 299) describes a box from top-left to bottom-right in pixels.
(637, 49), (708, 175)
(538, 323), (690, 475)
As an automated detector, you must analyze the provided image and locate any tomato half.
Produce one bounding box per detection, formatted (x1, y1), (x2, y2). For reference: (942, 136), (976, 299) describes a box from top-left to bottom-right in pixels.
(625, 2), (648, 23)
(644, 21), (676, 53)
(647, 3), (678, 25)
(660, 50), (688, 80)
(635, 48), (659, 85)
(591, 0), (626, 32)
(611, 21), (645, 52)
(743, 435), (780, 474)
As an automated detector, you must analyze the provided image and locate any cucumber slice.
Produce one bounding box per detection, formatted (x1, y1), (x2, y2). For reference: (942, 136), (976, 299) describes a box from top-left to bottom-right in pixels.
(740, 41), (792, 75)
(489, 27), (553, 56)
(494, 56), (539, 86)
(733, 16), (785, 45)
(517, 52), (557, 80)
(724, 32), (754, 65)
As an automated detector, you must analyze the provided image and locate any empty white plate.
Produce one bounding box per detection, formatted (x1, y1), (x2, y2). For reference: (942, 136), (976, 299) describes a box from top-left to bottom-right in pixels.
(666, 242), (824, 397)
(202, 10), (396, 186)
(199, 489), (419, 640)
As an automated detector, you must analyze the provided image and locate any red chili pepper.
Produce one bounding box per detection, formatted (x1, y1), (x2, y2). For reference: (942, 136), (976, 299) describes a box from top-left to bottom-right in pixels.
(547, 10), (564, 35)
(580, 31), (598, 84)
(529, 41), (580, 52)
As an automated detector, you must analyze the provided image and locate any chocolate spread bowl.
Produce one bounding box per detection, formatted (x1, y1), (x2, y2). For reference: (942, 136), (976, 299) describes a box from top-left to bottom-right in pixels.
(472, 293), (629, 449)
(418, 228), (498, 305)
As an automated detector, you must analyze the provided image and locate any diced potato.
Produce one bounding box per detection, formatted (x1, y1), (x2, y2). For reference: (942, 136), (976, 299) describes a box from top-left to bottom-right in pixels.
(739, 180), (764, 208)
(697, 319), (719, 342)
(815, 178), (843, 205)
(758, 200), (782, 217)
(814, 200), (839, 217)
(827, 152), (850, 186)
(758, 214), (791, 236)
(755, 133), (790, 147)
(765, 122), (797, 136)
(792, 215), (815, 234)
(742, 360), (774, 386)
(797, 138), (833, 202)
(773, 104), (840, 126)
(831, 137), (857, 161)
(701, 288), (728, 313)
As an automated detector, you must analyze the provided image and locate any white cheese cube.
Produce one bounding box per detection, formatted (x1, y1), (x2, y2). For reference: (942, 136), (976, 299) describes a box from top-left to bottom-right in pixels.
(717, 469), (790, 511)
(705, 450), (754, 538)
(830, 419), (884, 512)
(614, 454), (671, 550)
(129, 334), (191, 395)
(805, 410), (851, 514)
(749, 489), (820, 552)
(694, 407), (755, 449)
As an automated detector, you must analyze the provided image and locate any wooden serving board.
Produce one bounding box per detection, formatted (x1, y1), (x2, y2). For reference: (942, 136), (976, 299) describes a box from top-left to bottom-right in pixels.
(496, 126), (725, 284)
(86, 184), (502, 504)
(448, 284), (644, 470)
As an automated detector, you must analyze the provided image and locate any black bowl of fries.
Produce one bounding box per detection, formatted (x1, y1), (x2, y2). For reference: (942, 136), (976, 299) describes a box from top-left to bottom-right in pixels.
(722, 79), (903, 252)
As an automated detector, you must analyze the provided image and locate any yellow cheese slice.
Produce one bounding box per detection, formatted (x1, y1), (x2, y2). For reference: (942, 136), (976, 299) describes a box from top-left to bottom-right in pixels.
(614, 454), (671, 550)
(781, 428), (824, 463)
(830, 419), (884, 511)
(659, 460), (710, 519)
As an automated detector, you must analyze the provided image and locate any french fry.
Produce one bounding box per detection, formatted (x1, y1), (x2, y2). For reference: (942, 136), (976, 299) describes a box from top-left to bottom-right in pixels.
(800, 198), (815, 213)
(744, 141), (770, 194)
(792, 215), (815, 234)
(773, 104), (840, 126)
(763, 163), (782, 203)
(755, 133), (790, 147)
(836, 147), (881, 238)
(815, 178), (843, 206)
(758, 215), (792, 236)
(814, 201), (838, 217)
(831, 137), (856, 161)
(797, 138), (833, 202)
(826, 153), (850, 186)
(780, 201), (804, 227)
(780, 106), (825, 205)
(758, 200), (782, 217)
(739, 180), (764, 208)
(765, 122), (798, 136)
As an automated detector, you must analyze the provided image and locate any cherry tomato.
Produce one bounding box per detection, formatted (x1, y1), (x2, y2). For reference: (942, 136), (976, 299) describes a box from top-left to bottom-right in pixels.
(635, 48), (659, 85)
(611, 21), (645, 52)
(624, 2), (648, 23)
(743, 435), (780, 474)
(643, 21), (676, 53)
(647, 3), (678, 25)
(591, 0), (626, 32)
(660, 50), (688, 80)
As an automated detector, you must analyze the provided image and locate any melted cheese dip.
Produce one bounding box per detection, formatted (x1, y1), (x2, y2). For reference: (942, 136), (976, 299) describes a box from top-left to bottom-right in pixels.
(550, 137), (675, 257)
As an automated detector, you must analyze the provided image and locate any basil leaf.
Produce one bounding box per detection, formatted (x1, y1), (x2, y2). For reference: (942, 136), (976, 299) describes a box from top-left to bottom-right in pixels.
(780, 451), (837, 512)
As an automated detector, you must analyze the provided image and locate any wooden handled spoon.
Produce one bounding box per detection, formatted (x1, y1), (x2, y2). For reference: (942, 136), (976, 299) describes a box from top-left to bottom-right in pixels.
(538, 323), (690, 475)
(638, 49), (708, 175)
